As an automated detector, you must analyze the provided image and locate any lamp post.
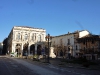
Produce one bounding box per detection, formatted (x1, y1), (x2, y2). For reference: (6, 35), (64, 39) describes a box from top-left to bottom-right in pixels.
(47, 34), (50, 63)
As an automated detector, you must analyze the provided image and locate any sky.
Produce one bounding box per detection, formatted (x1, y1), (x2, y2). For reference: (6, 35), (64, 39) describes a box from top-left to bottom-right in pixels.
(0, 0), (100, 42)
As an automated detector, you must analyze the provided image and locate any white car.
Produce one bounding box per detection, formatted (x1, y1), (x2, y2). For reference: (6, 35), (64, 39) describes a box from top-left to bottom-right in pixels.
(10, 53), (15, 57)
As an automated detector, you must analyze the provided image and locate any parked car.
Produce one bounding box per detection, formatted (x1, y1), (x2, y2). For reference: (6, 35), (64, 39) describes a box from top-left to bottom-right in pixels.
(10, 53), (15, 57)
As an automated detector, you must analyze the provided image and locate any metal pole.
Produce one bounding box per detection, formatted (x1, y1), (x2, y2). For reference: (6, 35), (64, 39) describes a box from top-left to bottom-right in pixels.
(47, 34), (50, 63)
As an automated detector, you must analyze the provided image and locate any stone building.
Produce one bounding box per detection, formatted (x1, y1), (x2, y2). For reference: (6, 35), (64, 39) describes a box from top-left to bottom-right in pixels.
(51, 30), (90, 58)
(7, 26), (46, 56)
(77, 34), (100, 60)
(0, 42), (3, 54)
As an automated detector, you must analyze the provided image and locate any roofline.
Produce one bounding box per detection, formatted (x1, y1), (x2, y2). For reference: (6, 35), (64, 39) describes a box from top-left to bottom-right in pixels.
(13, 26), (46, 30)
(53, 30), (89, 38)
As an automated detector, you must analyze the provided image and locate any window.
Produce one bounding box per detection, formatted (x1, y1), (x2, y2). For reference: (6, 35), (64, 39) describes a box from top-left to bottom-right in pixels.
(92, 40), (94, 44)
(68, 46), (70, 51)
(92, 46), (94, 50)
(60, 39), (63, 46)
(16, 33), (20, 40)
(84, 47), (85, 50)
(83, 41), (85, 45)
(76, 45), (77, 50)
(13, 34), (15, 40)
(35, 33), (36, 40)
(25, 34), (28, 40)
(38, 35), (41, 42)
(31, 33), (34, 41)
(68, 39), (70, 45)
(43, 34), (44, 41)
(76, 53), (78, 56)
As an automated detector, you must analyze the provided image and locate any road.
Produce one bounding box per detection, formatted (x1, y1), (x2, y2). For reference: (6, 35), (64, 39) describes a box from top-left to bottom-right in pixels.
(0, 56), (100, 75)
(0, 56), (38, 75)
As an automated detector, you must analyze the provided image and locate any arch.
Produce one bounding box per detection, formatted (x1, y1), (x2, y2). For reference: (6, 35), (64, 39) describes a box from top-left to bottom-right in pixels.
(37, 45), (41, 55)
(30, 44), (35, 55)
(15, 44), (21, 57)
(23, 43), (28, 56)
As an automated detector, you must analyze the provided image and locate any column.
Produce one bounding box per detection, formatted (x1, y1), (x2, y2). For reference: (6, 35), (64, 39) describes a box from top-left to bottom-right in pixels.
(15, 32), (16, 40)
(12, 43), (16, 53)
(35, 44), (37, 54)
(28, 44), (30, 55)
(21, 43), (23, 56)
(13, 43), (16, 53)
(12, 43), (14, 53)
(11, 44), (13, 53)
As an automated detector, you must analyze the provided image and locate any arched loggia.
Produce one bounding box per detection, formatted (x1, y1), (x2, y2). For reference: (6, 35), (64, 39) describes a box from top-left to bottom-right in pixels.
(37, 45), (41, 55)
(23, 43), (28, 56)
(15, 44), (21, 57)
(30, 44), (35, 55)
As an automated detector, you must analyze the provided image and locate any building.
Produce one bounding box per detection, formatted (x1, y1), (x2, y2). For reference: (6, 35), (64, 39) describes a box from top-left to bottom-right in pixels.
(77, 34), (100, 60)
(51, 30), (90, 58)
(7, 26), (46, 56)
(0, 42), (3, 54)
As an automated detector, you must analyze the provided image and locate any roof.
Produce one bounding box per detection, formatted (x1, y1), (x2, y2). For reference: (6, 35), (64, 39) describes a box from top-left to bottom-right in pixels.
(77, 34), (100, 41)
(80, 34), (99, 38)
(14, 26), (45, 30)
(53, 30), (88, 38)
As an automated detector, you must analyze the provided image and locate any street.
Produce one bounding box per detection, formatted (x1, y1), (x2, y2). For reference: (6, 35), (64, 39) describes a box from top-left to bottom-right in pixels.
(0, 56), (100, 75)
(0, 56), (37, 75)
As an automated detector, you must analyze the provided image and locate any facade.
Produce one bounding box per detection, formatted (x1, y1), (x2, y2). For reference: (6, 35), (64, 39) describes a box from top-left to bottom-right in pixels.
(77, 34), (100, 60)
(7, 26), (46, 56)
(51, 30), (90, 58)
(0, 42), (3, 54)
